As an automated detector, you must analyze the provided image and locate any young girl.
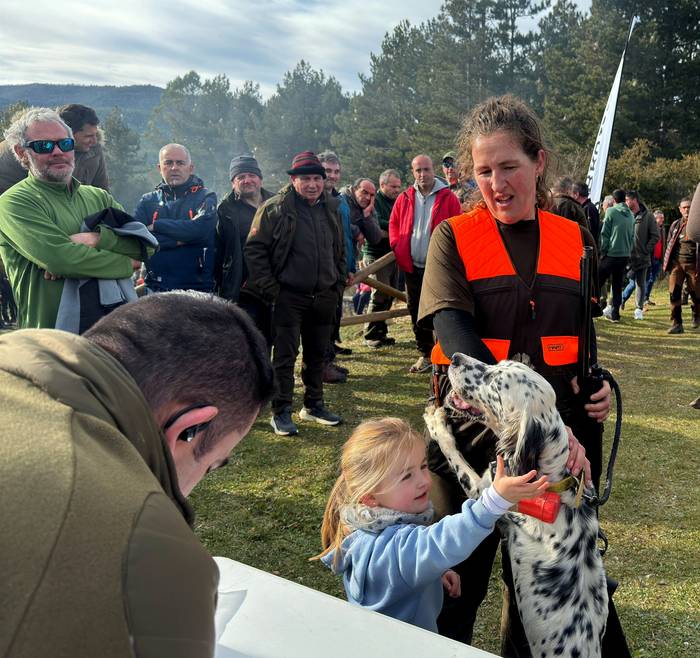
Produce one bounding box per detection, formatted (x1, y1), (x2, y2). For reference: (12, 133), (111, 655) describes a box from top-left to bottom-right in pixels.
(316, 417), (548, 633)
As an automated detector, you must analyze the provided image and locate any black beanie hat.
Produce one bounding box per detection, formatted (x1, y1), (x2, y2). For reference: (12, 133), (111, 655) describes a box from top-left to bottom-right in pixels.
(229, 155), (262, 181)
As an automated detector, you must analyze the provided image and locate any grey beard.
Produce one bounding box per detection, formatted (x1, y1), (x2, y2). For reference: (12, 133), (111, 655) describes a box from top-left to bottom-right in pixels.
(30, 161), (74, 184)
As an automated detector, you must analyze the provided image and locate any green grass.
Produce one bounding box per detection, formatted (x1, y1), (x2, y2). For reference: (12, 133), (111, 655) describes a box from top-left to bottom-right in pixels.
(191, 289), (700, 657)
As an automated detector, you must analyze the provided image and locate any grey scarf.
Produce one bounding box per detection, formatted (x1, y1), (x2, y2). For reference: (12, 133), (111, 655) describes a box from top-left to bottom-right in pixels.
(341, 503), (434, 534)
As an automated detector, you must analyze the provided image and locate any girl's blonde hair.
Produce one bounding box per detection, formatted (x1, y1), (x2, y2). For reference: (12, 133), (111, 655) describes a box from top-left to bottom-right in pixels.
(313, 418), (426, 565)
(456, 94), (552, 211)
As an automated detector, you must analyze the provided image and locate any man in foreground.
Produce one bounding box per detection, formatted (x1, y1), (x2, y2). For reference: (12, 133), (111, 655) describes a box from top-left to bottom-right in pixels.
(0, 291), (273, 658)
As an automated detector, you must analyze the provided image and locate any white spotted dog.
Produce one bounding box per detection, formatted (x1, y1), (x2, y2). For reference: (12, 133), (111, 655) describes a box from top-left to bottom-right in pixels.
(423, 353), (608, 658)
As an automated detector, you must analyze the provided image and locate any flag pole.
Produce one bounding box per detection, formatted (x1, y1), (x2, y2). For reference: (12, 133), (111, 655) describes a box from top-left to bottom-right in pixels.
(585, 15), (640, 206)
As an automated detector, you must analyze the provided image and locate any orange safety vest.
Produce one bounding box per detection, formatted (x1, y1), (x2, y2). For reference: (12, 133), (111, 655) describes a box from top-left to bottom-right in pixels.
(431, 207), (583, 372)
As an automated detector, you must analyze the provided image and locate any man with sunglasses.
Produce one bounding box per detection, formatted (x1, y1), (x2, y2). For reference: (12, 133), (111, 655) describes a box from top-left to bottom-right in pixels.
(0, 103), (109, 195)
(0, 291), (273, 658)
(0, 108), (147, 329)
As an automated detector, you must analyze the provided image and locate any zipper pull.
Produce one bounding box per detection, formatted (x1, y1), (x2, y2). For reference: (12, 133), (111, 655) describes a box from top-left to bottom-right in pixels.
(529, 299), (536, 320)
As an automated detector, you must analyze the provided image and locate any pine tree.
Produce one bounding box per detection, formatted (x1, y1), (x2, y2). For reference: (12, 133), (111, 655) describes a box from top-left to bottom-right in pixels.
(249, 61), (348, 189)
(103, 107), (152, 213)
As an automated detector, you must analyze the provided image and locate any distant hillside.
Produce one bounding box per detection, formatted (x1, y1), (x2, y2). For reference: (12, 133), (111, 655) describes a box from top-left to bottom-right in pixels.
(0, 84), (163, 132)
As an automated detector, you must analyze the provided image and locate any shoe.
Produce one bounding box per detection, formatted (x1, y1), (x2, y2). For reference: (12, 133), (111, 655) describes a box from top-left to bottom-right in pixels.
(322, 363), (347, 384)
(408, 356), (432, 373)
(299, 402), (342, 426)
(365, 336), (396, 349)
(333, 363), (349, 375)
(667, 324), (684, 335)
(692, 318), (700, 329)
(602, 305), (613, 319)
(334, 343), (352, 355)
(620, 300), (626, 311)
(633, 308), (644, 320)
(646, 300), (656, 306)
(271, 410), (298, 436)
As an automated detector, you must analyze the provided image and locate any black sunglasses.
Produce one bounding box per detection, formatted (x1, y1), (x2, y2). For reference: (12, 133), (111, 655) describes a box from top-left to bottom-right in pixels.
(23, 138), (75, 154)
(442, 159), (456, 167)
(163, 402), (212, 443)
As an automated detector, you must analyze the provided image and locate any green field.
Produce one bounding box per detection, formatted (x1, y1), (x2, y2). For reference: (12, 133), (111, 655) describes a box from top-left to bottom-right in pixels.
(192, 290), (700, 657)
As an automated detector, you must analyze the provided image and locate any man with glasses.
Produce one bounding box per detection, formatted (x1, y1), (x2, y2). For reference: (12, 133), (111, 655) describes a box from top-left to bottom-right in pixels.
(0, 107), (146, 329)
(0, 291), (273, 658)
(0, 103), (109, 194)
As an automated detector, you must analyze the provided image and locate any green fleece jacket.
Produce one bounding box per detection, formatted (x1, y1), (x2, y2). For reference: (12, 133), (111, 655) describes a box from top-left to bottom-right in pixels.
(600, 202), (635, 258)
(0, 175), (143, 328)
(0, 330), (219, 658)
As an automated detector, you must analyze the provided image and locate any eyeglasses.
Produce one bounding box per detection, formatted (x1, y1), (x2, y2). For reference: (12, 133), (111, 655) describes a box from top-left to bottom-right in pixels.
(163, 402), (212, 443)
(23, 138), (75, 154)
(442, 160), (456, 168)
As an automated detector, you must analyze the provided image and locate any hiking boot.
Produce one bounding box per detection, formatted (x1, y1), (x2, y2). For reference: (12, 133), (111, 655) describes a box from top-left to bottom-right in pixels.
(271, 409), (298, 436)
(667, 324), (684, 335)
(322, 363), (347, 384)
(333, 363), (349, 375)
(299, 401), (342, 426)
(409, 356), (432, 373)
(633, 308), (644, 320)
(334, 343), (353, 355)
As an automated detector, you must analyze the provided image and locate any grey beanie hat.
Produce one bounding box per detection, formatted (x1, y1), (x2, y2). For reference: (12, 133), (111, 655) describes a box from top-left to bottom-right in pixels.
(229, 154), (262, 180)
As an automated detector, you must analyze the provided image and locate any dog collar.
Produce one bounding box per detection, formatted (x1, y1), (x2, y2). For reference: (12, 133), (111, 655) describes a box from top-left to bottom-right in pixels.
(491, 459), (587, 509)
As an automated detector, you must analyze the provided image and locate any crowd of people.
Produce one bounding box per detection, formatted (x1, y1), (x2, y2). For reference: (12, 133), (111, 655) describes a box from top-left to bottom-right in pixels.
(0, 96), (698, 658)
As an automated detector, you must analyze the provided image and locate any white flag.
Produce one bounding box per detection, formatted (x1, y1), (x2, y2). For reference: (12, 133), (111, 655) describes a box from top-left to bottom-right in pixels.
(585, 16), (640, 205)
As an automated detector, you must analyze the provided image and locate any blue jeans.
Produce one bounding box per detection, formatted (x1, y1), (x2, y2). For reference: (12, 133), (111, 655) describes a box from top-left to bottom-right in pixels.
(645, 258), (662, 300)
(621, 267), (648, 310)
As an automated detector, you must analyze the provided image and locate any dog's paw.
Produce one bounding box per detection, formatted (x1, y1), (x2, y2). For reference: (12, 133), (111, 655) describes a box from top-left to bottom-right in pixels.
(424, 405), (449, 436)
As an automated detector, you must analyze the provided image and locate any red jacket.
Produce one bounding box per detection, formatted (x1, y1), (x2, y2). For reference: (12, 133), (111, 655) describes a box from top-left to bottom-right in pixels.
(389, 185), (461, 272)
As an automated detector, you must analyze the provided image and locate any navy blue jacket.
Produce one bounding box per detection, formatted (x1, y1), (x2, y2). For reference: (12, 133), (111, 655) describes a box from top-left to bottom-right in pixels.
(134, 176), (217, 291)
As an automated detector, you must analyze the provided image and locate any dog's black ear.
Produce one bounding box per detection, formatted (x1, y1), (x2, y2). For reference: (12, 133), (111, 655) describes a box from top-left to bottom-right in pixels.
(512, 415), (545, 476)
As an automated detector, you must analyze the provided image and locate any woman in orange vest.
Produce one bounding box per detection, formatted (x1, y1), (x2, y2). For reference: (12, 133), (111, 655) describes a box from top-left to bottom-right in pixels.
(417, 96), (628, 656)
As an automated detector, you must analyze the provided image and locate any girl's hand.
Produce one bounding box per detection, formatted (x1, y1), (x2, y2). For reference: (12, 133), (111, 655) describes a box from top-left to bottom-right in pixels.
(442, 570), (461, 598)
(492, 455), (548, 504)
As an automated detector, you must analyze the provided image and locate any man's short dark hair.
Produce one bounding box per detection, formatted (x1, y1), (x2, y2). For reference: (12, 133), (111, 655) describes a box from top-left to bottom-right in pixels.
(57, 104), (100, 132)
(84, 292), (273, 457)
(625, 190), (639, 201)
(573, 181), (589, 198)
(612, 189), (626, 204)
(353, 177), (373, 188)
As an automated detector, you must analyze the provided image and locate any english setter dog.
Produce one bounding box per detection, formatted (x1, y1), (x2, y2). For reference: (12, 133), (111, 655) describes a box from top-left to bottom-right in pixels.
(424, 353), (607, 658)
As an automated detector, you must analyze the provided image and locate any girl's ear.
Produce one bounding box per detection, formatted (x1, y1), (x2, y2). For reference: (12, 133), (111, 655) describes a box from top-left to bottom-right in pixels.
(360, 493), (379, 507)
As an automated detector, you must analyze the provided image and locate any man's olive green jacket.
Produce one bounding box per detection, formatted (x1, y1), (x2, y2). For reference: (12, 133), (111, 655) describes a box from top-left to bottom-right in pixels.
(0, 330), (219, 658)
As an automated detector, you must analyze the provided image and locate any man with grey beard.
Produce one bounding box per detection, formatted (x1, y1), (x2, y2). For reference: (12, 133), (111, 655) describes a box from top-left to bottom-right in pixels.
(0, 108), (145, 329)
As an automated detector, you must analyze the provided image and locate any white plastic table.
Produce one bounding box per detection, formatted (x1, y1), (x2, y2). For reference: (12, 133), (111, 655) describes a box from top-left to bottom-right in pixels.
(214, 557), (498, 658)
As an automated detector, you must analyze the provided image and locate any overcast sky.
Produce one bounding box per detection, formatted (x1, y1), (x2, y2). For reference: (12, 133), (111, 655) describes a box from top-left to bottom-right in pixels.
(0, 0), (592, 96)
